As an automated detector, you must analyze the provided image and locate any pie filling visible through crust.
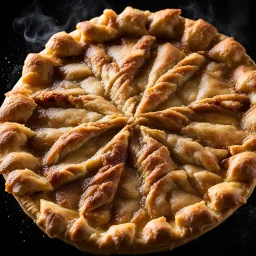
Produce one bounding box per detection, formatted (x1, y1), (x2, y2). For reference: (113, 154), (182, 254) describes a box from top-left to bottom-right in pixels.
(0, 6), (256, 254)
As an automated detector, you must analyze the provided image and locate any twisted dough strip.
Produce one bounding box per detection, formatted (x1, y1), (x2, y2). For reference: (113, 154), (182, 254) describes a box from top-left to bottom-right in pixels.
(79, 164), (123, 216)
(79, 126), (129, 227)
(130, 127), (220, 226)
(182, 122), (249, 149)
(131, 126), (178, 196)
(136, 53), (206, 115)
(85, 35), (155, 112)
(42, 117), (128, 166)
(130, 126), (186, 219)
(141, 126), (220, 172)
(146, 42), (185, 90)
(32, 91), (122, 115)
(136, 108), (190, 132)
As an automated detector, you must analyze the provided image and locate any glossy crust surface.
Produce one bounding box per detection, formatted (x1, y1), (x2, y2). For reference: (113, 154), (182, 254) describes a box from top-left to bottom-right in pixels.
(0, 6), (256, 254)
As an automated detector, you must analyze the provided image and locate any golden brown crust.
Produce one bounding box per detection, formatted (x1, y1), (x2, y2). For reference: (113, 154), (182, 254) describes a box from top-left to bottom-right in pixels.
(0, 122), (35, 153)
(241, 105), (256, 131)
(141, 217), (173, 245)
(98, 223), (136, 250)
(229, 135), (256, 155)
(182, 19), (217, 50)
(5, 168), (53, 195)
(117, 7), (148, 36)
(208, 37), (246, 66)
(37, 200), (79, 238)
(175, 201), (216, 230)
(0, 93), (37, 123)
(207, 182), (245, 212)
(148, 9), (182, 38)
(77, 21), (118, 43)
(46, 31), (83, 57)
(232, 65), (256, 93)
(22, 53), (56, 85)
(226, 152), (256, 182)
(0, 6), (256, 255)
(69, 216), (95, 242)
(0, 152), (40, 173)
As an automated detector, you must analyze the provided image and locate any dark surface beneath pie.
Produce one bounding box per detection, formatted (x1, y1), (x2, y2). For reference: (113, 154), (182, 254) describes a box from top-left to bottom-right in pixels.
(0, 0), (256, 255)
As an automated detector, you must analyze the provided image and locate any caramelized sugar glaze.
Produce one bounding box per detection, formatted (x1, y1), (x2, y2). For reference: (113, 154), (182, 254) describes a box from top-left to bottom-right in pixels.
(0, 7), (256, 254)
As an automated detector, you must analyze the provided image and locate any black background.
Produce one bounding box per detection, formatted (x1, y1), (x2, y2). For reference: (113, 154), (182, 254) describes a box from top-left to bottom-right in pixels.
(0, 0), (256, 255)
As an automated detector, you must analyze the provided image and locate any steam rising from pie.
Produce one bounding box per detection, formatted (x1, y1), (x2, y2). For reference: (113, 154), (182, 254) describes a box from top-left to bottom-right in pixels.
(1, 6), (256, 254)
(13, 1), (250, 53)
(13, 0), (110, 51)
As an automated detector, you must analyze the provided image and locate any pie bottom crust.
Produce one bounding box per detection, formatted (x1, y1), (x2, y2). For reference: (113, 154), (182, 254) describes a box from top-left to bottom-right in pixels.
(12, 185), (254, 255)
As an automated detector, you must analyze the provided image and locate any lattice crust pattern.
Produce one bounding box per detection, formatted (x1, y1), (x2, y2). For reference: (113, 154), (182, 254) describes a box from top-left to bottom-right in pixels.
(0, 7), (256, 254)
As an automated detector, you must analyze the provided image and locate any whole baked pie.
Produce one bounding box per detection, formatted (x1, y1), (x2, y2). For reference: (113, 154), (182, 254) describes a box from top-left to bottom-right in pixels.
(0, 6), (256, 254)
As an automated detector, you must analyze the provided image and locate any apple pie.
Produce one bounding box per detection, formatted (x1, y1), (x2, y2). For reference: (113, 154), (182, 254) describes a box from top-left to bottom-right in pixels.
(1, 6), (256, 254)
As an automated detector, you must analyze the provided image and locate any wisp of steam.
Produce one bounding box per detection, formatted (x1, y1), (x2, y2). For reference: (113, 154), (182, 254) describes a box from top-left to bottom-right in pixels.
(13, 0), (109, 52)
(12, 0), (251, 54)
(179, 0), (250, 49)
